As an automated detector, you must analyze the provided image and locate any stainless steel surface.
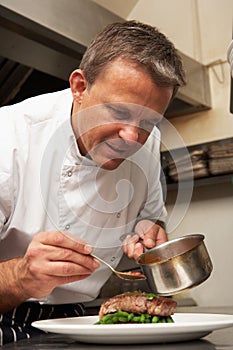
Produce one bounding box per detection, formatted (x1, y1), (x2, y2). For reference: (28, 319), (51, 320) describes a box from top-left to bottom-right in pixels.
(91, 254), (146, 281)
(137, 234), (213, 296)
(2, 307), (233, 349)
(0, 0), (211, 116)
(0, 0), (122, 81)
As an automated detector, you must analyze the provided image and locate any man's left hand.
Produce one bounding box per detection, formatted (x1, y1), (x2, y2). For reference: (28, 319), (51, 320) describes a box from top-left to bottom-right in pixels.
(122, 219), (167, 260)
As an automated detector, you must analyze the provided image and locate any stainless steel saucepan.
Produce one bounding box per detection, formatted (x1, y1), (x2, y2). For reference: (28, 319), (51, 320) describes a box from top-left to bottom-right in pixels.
(137, 234), (213, 296)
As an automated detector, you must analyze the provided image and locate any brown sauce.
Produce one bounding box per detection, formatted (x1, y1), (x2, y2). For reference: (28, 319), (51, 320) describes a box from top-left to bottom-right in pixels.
(125, 271), (147, 278)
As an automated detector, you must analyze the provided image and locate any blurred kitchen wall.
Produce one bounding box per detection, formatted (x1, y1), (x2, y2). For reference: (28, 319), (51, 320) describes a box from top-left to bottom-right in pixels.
(94, 0), (233, 306)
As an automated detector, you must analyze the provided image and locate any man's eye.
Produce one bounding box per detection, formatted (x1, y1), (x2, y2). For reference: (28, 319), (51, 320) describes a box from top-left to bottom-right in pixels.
(112, 109), (126, 118)
(140, 120), (155, 131)
(108, 106), (130, 120)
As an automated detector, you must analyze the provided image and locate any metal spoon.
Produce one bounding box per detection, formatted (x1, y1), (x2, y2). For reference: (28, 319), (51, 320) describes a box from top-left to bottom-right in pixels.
(91, 254), (147, 281)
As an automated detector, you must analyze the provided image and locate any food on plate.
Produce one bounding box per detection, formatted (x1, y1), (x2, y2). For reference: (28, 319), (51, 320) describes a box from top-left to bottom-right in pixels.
(96, 291), (176, 324)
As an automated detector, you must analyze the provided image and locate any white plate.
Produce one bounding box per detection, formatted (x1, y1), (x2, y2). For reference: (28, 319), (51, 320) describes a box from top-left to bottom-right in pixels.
(32, 313), (233, 344)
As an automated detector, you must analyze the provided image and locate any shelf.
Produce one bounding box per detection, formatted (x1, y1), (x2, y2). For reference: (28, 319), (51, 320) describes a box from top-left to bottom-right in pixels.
(165, 173), (233, 191)
(161, 137), (233, 192)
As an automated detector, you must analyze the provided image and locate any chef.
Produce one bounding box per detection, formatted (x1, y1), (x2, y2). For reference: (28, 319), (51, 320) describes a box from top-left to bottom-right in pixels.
(0, 19), (185, 344)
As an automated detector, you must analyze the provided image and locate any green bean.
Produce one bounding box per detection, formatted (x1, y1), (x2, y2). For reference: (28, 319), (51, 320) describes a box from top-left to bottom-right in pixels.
(106, 319), (114, 324)
(117, 311), (129, 317)
(139, 314), (145, 323)
(95, 311), (175, 325)
(132, 315), (141, 322)
(152, 316), (159, 323)
(145, 318), (151, 323)
(128, 313), (135, 321)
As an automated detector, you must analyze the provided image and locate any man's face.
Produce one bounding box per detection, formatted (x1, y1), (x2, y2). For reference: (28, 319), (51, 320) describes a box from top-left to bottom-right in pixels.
(70, 58), (173, 170)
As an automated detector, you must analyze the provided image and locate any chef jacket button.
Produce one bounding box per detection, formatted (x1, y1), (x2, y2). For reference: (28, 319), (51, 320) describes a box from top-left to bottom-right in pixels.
(65, 224), (70, 230)
(67, 171), (72, 177)
(116, 212), (121, 218)
(111, 257), (116, 262)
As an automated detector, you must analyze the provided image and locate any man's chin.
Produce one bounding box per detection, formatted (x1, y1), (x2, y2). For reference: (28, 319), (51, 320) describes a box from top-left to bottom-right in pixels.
(100, 158), (125, 170)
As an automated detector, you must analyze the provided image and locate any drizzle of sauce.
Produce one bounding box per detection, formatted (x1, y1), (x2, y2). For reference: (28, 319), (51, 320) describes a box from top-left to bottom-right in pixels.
(153, 257), (162, 263)
(124, 271), (147, 279)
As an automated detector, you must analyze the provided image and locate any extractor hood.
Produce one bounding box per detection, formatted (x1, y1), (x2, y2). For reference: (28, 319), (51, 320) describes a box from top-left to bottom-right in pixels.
(0, 0), (211, 117)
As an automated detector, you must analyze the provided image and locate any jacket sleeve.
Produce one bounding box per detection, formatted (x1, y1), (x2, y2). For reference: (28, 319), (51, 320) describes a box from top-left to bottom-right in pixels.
(0, 172), (12, 234)
(0, 106), (14, 234)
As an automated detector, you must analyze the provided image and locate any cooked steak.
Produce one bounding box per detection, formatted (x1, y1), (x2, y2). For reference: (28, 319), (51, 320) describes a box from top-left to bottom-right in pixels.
(99, 291), (177, 318)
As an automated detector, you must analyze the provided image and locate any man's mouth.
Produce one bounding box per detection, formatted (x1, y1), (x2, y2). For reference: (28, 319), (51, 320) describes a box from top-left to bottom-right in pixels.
(105, 141), (129, 154)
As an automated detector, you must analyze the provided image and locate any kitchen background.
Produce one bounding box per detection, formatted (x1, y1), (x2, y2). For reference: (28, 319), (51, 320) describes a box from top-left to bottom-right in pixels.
(0, 0), (232, 307)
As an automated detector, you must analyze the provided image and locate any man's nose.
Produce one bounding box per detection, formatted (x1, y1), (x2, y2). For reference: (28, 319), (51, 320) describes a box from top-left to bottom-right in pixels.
(118, 124), (139, 143)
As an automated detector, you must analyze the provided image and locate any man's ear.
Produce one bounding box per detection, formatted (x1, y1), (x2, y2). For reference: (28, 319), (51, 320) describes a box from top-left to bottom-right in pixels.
(69, 69), (87, 103)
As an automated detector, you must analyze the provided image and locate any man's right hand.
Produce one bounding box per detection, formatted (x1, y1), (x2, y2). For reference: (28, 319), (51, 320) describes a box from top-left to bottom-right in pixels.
(0, 231), (99, 313)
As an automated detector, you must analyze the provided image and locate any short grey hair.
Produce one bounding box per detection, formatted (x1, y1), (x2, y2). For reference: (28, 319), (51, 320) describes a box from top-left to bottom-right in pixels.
(80, 20), (186, 96)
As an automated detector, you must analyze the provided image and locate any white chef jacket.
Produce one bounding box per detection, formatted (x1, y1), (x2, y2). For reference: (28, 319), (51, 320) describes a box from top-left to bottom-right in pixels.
(0, 89), (167, 304)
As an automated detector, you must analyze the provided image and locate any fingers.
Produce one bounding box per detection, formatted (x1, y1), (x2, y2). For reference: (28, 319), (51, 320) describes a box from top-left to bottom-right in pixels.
(123, 234), (144, 260)
(123, 222), (168, 261)
(34, 231), (92, 255)
(16, 254), (93, 300)
(18, 230), (101, 300)
(154, 227), (168, 245)
(27, 231), (100, 275)
(135, 219), (167, 245)
(27, 244), (99, 276)
(139, 230), (167, 249)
